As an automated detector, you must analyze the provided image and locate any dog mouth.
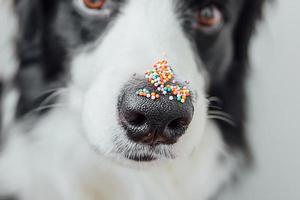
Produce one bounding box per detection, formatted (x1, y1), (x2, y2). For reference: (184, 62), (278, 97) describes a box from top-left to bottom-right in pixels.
(112, 136), (175, 162)
(124, 154), (157, 162)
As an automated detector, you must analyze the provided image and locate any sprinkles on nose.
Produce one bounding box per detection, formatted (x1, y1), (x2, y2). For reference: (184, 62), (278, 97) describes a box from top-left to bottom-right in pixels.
(136, 59), (191, 103)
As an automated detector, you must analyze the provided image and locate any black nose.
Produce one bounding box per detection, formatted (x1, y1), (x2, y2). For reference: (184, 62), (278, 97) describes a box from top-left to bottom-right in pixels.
(118, 79), (194, 146)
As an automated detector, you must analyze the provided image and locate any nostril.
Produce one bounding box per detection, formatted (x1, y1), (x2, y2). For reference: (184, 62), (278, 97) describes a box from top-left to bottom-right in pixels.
(126, 112), (147, 126)
(168, 117), (190, 130)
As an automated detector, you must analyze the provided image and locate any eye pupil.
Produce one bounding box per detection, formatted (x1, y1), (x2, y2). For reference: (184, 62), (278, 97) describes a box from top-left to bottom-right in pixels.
(83, 0), (105, 9)
(201, 7), (214, 20)
(197, 6), (222, 28)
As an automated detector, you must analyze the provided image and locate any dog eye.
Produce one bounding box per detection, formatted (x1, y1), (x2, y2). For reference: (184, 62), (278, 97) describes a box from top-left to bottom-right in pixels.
(196, 5), (223, 30)
(74, 0), (115, 18)
(83, 0), (106, 10)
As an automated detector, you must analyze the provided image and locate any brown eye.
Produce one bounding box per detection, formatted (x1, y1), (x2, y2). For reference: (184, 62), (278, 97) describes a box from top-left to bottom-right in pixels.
(197, 5), (223, 28)
(83, 0), (106, 10)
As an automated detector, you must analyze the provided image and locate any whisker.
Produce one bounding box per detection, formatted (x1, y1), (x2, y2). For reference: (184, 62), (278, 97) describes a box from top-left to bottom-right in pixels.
(32, 104), (66, 113)
(208, 105), (222, 110)
(208, 110), (233, 119)
(206, 96), (237, 126)
(207, 96), (222, 104)
(21, 103), (67, 120)
(207, 114), (236, 127)
(207, 96), (223, 109)
(37, 88), (69, 109)
(32, 87), (67, 101)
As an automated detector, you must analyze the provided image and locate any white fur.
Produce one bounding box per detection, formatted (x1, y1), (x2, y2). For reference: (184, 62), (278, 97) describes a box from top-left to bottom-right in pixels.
(0, 0), (238, 199)
(0, 0), (19, 132)
(73, 0), (207, 161)
(0, 0), (18, 82)
(0, 107), (236, 200)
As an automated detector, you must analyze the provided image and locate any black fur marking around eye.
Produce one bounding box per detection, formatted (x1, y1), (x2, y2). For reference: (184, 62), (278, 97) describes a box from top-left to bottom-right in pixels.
(180, 0), (266, 158)
(14, 0), (124, 118)
(209, 0), (265, 159)
(13, 0), (67, 118)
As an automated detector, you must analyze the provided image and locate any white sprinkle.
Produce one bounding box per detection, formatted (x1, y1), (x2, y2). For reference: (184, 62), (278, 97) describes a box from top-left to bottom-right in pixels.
(169, 96), (174, 100)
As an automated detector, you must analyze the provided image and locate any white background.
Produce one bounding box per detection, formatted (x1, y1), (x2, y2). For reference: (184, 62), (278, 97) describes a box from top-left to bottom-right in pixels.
(223, 1), (300, 199)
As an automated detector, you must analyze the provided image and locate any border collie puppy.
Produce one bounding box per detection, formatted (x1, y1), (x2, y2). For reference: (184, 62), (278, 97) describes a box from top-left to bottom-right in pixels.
(0, 0), (265, 199)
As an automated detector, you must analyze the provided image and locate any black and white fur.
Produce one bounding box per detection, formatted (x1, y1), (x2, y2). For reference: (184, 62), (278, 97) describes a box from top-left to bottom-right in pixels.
(0, 0), (265, 199)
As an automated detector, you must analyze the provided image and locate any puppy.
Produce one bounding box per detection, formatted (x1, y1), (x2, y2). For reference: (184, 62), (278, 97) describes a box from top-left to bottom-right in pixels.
(0, 0), (265, 199)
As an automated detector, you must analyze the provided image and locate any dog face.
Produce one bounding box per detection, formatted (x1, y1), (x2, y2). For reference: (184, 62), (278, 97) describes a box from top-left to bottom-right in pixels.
(14, 0), (264, 163)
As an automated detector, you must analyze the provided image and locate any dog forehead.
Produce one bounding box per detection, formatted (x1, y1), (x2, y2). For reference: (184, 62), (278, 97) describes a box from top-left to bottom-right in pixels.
(69, 0), (206, 93)
(70, 0), (197, 69)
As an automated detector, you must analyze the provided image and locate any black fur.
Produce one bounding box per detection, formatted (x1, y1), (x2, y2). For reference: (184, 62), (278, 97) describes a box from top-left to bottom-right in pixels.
(12, 0), (265, 158)
(182, 0), (265, 158)
(14, 0), (124, 118)
(14, 0), (67, 117)
(209, 0), (265, 158)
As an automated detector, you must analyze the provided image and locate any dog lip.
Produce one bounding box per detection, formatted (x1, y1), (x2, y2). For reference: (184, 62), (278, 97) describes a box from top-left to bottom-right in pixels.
(125, 154), (157, 162)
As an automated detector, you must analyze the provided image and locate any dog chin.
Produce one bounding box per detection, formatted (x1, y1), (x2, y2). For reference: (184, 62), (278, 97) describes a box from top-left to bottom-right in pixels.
(93, 143), (177, 168)
(107, 153), (175, 169)
(82, 127), (186, 167)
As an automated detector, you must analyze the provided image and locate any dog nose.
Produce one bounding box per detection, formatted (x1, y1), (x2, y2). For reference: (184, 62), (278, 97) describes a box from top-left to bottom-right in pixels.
(118, 80), (194, 145)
